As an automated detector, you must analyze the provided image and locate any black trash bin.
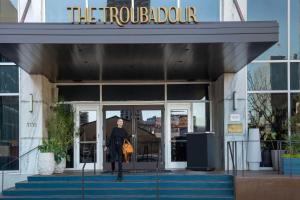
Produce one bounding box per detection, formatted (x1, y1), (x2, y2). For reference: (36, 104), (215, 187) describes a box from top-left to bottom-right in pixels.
(186, 132), (215, 171)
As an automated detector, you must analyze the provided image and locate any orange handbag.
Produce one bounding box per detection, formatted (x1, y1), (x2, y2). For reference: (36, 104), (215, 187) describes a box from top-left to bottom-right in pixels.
(122, 139), (133, 163)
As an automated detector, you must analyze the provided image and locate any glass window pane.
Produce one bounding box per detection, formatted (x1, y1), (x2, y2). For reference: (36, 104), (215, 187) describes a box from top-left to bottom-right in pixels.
(291, 0), (300, 59)
(79, 111), (97, 163)
(0, 96), (19, 170)
(171, 109), (188, 162)
(0, 0), (18, 22)
(150, 0), (177, 7)
(58, 85), (100, 101)
(102, 85), (165, 101)
(291, 93), (300, 117)
(167, 84), (209, 100)
(291, 63), (300, 90)
(0, 53), (13, 63)
(136, 109), (161, 162)
(0, 66), (19, 93)
(247, 63), (287, 91)
(248, 0), (287, 60)
(181, 0), (219, 21)
(192, 102), (210, 132)
(45, 0), (86, 22)
(248, 93), (288, 140)
(106, 0), (129, 7)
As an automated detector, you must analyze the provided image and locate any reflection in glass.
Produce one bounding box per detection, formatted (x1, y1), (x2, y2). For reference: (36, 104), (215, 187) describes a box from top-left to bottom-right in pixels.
(0, 96), (19, 170)
(45, 0), (86, 22)
(248, 0), (287, 60)
(171, 109), (188, 162)
(193, 103), (210, 132)
(104, 110), (132, 162)
(291, 0), (300, 59)
(291, 63), (300, 90)
(79, 111), (97, 163)
(0, 0), (18, 22)
(136, 110), (161, 162)
(248, 93), (288, 140)
(247, 63), (287, 91)
(0, 66), (19, 93)
(181, 0), (219, 21)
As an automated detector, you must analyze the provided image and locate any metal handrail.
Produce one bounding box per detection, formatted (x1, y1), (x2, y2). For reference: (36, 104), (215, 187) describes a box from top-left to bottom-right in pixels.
(227, 141), (236, 175)
(227, 140), (300, 177)
(1, 146), (39, 192)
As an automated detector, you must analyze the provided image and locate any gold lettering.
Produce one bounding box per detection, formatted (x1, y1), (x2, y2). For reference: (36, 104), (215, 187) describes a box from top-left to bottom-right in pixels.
(130, 7), (139, 24)
(188, 6), (198, 23)
(140, 7), (149, 24)
(67, 7), (76, 24)
(89, 7), (96, 24)
(177, 8), (186, 23)
(110, 7), (122, 27)
(157, 7), (167, 24)
(168, 6), (177, 24)
(149, 7), (157, 24)
(119, 7), (130, 24)
(78, 7), (88, 24)
(101, 7), (108, 24)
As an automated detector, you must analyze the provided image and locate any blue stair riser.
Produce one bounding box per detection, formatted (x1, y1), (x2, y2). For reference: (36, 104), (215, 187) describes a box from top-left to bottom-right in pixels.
(27, 175), (233, 182)
(3, 189), (234, 196)
(0, 196), (235, 200)
(16, 182), (233, 189)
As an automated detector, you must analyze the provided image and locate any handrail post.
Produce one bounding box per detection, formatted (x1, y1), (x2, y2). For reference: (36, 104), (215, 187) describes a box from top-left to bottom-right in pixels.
(82, 163), (87, 200)
(236, 141), (238, 175)
(156, 142), (160, 200)
(227, 142), (229, 174)
(1, 170), (4, 193)
(94, 143), (96, 175)
(242, 141), (244, 177)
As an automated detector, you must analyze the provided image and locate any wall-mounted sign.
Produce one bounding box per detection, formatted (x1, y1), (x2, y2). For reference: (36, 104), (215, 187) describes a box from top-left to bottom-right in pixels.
(230, 114), (241, 122)
(67, 6), (198, 27)
(228, 123), (243, 134)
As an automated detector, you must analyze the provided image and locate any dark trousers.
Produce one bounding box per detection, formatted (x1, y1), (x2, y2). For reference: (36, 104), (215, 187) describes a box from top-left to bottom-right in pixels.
(111, 144), (123, 178)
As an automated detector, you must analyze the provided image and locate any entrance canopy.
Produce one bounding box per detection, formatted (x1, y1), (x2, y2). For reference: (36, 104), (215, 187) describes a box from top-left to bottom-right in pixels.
(0, 22), (278, 82)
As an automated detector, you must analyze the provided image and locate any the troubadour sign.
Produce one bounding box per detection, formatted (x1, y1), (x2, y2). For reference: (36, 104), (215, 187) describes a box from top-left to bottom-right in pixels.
(67, 6), (198, 27)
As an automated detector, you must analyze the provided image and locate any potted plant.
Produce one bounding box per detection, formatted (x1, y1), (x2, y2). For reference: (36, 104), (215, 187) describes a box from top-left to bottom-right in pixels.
(38, 138), (55, 175)
(281, 101), (300, 175)
(260, 126), (275, 168)
(281, 133), (300, 175)
(46, 102), (76, 173)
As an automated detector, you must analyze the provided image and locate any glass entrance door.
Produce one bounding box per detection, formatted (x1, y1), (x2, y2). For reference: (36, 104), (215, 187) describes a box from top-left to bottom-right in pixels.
(103, 105), (163, 171)
(166, 104), (192, 169)
(74, 105), (100, 169)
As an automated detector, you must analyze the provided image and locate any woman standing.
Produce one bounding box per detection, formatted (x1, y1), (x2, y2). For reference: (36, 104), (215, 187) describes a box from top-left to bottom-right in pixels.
(107, 118), (129, 181)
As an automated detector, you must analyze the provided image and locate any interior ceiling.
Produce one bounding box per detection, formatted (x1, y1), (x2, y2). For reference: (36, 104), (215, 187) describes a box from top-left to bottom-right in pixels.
(0, 42), (274, 82)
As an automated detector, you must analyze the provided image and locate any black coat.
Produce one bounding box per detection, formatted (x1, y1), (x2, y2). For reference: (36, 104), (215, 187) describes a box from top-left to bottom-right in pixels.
(108, 127), (129, 162)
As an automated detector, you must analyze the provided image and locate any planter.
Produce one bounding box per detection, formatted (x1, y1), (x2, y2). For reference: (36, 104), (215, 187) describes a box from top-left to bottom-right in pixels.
(260, 149), (272, 167)
(54, 158), (66, 174)
(247, 128), (262, 170)
(281, 157), (300, 175)
(271, 150), (286, 172)
(38, 152), (55, 175)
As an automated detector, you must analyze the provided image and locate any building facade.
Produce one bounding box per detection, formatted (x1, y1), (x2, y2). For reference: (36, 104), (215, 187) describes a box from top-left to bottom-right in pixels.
(0, 0), (292, 190)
